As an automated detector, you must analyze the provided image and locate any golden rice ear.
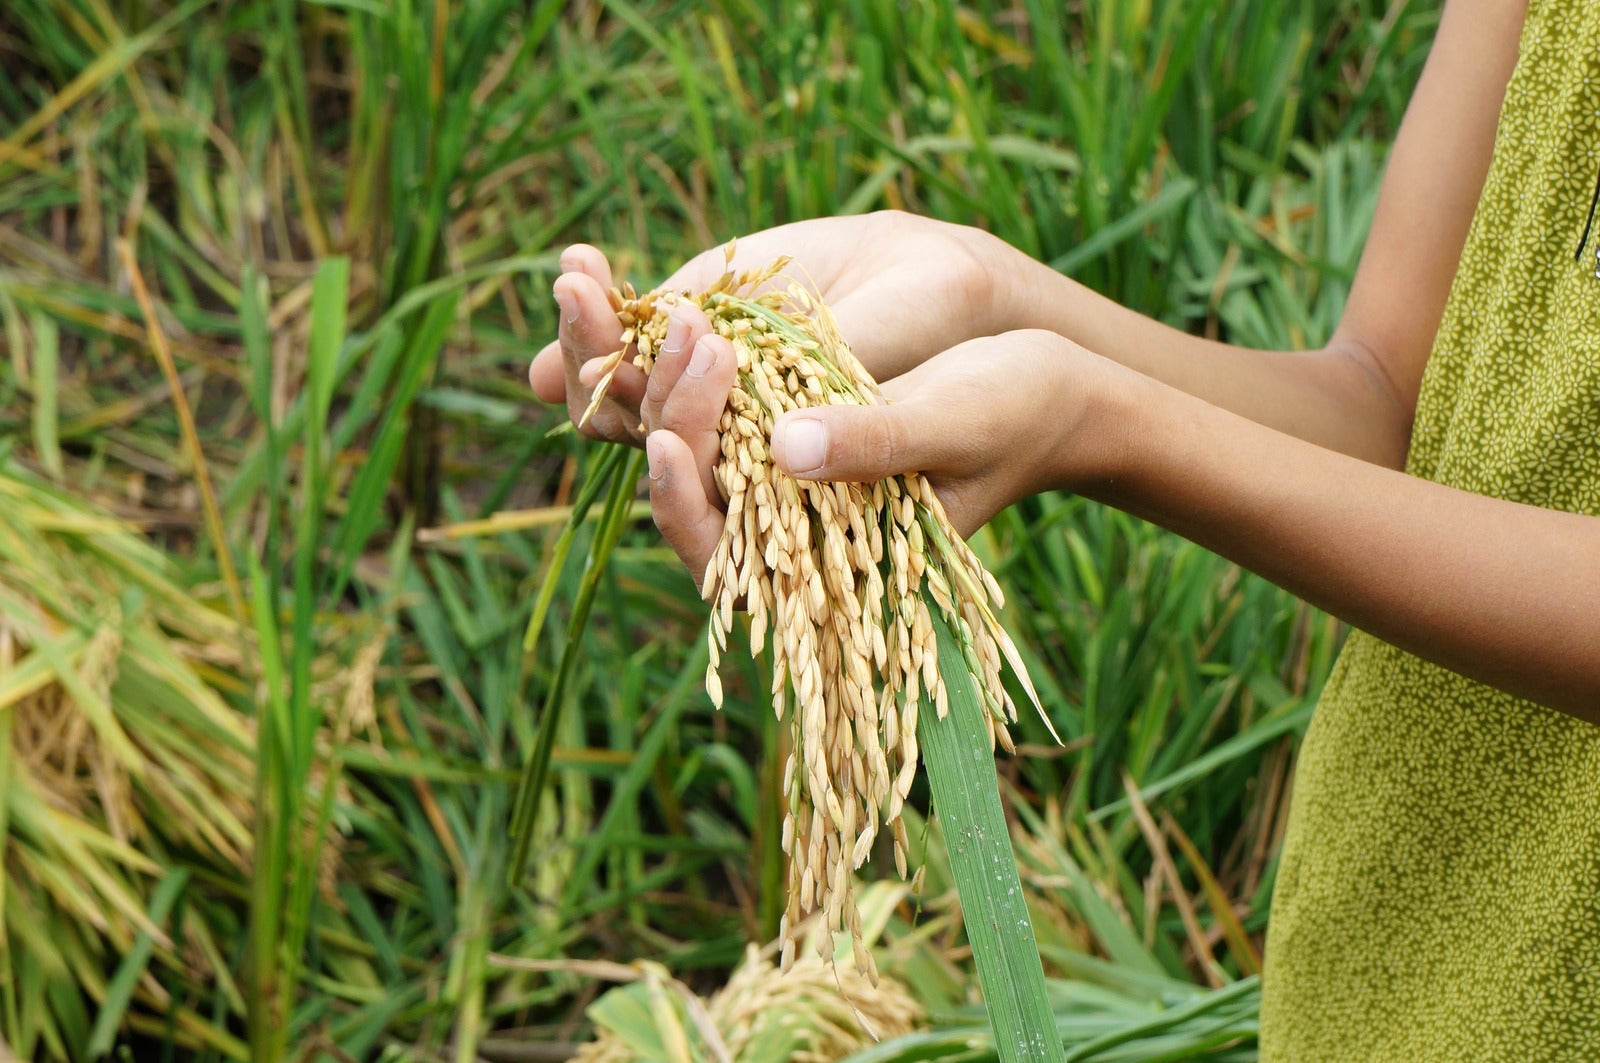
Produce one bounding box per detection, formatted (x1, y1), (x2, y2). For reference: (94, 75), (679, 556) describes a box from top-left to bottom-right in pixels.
(604, 261), (1061, 1063)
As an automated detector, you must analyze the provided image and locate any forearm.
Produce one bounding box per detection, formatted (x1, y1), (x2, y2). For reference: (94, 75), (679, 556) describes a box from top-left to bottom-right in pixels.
(1007, 260), (1413, 468)
(996, 0), (1526, 473)
(1085, 372), (1600, 720)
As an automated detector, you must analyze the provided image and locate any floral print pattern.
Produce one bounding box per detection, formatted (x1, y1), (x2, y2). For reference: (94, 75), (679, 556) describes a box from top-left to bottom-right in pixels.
(1262, 2), (1600, 1058)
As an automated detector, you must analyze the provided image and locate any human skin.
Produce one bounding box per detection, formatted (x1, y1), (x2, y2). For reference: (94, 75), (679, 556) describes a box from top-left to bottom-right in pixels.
(530, 0), (1600, 719)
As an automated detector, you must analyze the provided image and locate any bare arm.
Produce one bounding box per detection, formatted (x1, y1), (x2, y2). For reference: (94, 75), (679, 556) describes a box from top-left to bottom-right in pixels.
(634, 314), (1600, 721)
(1009, 0), (1600, 711)
(533, 0), (1526, 463)
(1003, 0), (1529, 470)
(1035, 0), (1600, 720)
(1095, 370), (1600, 720)
(551, 0), (1600, 719)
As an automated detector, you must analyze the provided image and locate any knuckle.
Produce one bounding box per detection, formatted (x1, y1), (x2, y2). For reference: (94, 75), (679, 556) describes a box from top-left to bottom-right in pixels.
(864, 413), (907, 472)
(662, 385), (722, 439)
(956, 245), (996, 315)
(641, 381), (670, 432)
(1009, 327), (1058, 347)
(640, 398), (664, 434)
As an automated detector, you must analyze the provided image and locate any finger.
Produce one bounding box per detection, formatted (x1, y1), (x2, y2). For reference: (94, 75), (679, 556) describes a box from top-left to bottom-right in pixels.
(578, 355), (648, 411)
(575, 372), (649, 443)
(529, 339), (565, 402)
(769, 399), (967, 483)
(553, 272), (647, 438)
(646, 430), (726, 588)
(558, 243), (614, 290)
(876, 349), (943, 404)
(640, 302), (715, 430)
(531, 338), (647, 414)
(530, 246), (617, 402)
(657, 334), (738, 503)
(553, 270), (620, 388)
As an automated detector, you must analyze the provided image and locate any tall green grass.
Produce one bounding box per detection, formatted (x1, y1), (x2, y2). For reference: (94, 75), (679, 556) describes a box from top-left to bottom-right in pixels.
(0, 0), (1434, 1057)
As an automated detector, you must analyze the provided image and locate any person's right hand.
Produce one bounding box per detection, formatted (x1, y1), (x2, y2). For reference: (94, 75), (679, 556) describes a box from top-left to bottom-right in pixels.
(528, 211), (1029, 445)
(640, 326), (1141, 586)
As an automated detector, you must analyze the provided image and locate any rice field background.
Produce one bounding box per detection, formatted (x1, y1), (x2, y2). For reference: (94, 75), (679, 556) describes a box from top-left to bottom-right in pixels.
(0, 0), (1436, 1059)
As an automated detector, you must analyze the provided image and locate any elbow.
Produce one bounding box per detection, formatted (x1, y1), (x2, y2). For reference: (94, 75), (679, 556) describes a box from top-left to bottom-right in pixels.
(1325, 334), (1418, 470)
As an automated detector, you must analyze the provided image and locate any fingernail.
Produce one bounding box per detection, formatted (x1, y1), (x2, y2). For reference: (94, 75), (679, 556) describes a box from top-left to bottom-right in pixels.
(578, 360), (604, 387)
(559, 251), (582, 274)
(685, 337), (716, 378)
(663, 308), (691, 355)
(780, 417), (826, 475)
(553, 284), (578, 324)
(646, 432), (666, 481)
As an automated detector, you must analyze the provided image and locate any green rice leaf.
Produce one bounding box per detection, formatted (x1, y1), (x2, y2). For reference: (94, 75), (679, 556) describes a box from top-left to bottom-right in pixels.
(919, 612), (1066, 1063)
(86, 869), (190, 1056)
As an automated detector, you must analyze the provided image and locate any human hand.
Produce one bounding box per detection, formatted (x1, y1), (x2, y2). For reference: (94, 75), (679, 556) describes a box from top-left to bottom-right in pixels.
(643, 327), (1139, 585)
(527, 212), (1026, 445)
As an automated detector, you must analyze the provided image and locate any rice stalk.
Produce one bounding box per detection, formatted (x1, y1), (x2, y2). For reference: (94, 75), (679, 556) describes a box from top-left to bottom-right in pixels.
(508, 444), (645, 878)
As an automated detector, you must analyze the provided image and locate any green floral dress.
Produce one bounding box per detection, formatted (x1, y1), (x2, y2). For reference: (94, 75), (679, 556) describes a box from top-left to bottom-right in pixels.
(1260, 1), (1600, 1058)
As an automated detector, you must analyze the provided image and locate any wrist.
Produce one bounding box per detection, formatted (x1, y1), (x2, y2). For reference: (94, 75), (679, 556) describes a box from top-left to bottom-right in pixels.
(1053, 349), (1165, 503)
(961, 227), (1044, 337)
(1001, 251), (1087, 338)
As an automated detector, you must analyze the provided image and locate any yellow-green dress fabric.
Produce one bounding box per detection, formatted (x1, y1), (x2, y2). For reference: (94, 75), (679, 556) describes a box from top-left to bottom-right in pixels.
(1260, 2), (1600, 1059)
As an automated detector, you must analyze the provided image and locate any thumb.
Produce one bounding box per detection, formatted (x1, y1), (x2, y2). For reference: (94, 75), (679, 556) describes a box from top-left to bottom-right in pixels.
(770, 402), (944, 482)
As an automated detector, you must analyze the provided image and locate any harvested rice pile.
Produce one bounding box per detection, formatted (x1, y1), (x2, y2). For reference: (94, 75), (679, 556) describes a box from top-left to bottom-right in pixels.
(571, 882), (924, 1063)
(571, 944), (922, 1063)
(584, 249), (1047, 976)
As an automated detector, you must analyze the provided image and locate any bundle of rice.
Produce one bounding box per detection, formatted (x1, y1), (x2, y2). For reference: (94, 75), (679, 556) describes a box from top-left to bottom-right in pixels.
(585, 251), (1051, 977)
(571, 883), (923, 1063)
(567, 241), (1072, 1061)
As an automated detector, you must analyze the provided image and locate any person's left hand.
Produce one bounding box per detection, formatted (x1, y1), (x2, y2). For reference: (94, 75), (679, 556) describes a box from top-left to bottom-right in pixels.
(528, 215), (1031, 446)
(638, 320), (1141, 586)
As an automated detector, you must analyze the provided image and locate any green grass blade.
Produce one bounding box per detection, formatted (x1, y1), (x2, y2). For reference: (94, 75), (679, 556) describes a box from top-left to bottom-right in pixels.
(86, 869), (191, 1056)
(1011, 795), (1166, 978)
(1087, 702), (1312, 824)
(919, 612), (1065, 1063)
(27, 311), (60, 479)
(1060, 976), (1259, 1063)
(508, 446), (645, 879)
(326, 290), (458, 603)
(245, 548), (291, 1060)
(1049, 176), (1198, 276)
(522, 443), (628, 654)
(559, 638), (709, 910)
